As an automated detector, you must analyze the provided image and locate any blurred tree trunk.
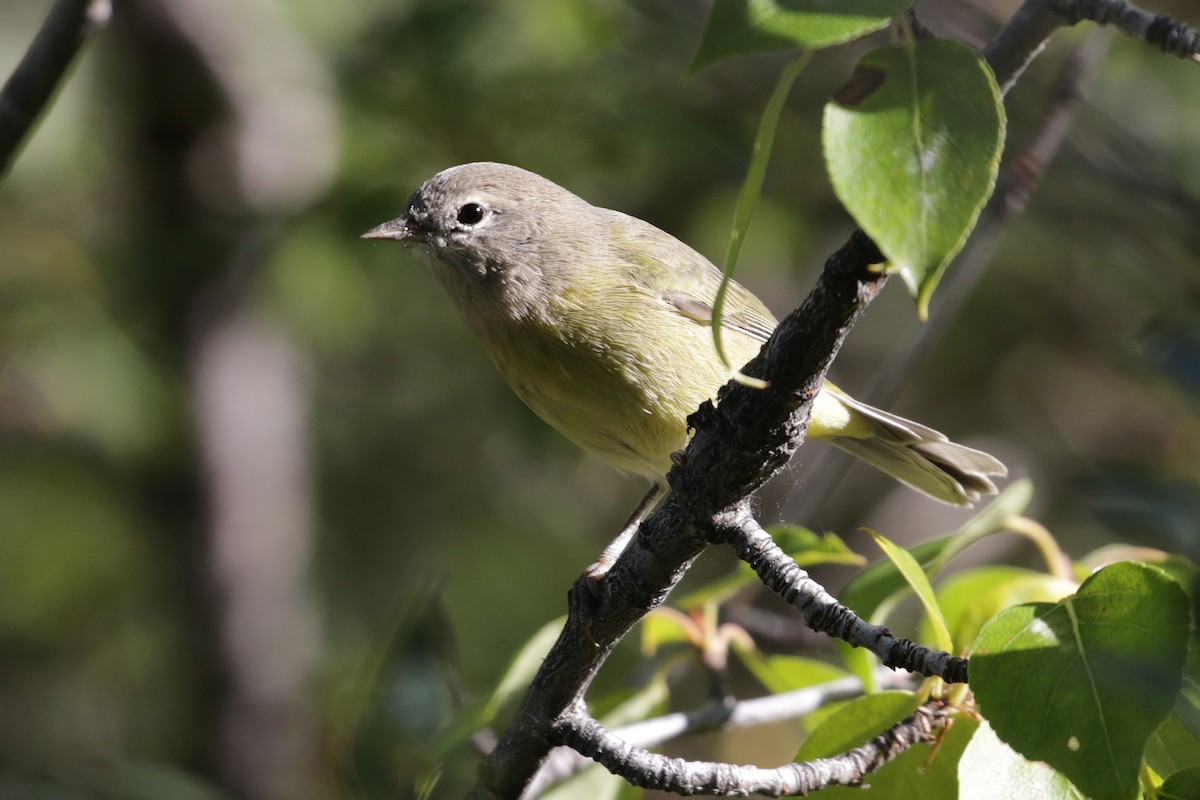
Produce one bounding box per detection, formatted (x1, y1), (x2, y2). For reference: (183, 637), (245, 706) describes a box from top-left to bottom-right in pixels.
(113, 0), (339, 796)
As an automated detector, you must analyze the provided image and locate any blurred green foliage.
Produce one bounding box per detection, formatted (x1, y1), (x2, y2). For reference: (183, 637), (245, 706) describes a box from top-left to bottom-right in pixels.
(2, 0), (1199, 797)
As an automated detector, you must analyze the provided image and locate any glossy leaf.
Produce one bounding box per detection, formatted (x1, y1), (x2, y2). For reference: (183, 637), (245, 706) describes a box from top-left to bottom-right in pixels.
(959, 721), (1084, 800)
(868, 529), (952, 652)
(690, 0), (912, 74)
(824, 38), (1004, 317)
(971, 562), (1191, 800)
(924, 566), (1076, 652)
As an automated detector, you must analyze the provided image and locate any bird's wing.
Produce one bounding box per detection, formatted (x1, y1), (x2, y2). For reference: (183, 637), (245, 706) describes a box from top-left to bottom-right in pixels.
(616, 212), (778, 342)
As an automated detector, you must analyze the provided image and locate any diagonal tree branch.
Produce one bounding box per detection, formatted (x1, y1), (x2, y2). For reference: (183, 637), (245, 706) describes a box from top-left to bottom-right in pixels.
(0, 0), (111, 178)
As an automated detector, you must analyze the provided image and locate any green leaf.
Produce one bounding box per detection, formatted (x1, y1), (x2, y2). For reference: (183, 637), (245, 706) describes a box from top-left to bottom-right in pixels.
(958, 721), (1084, 800)
(690, 0), (913, 74)
(432, 617), (565, 758)
(924, 566), (1076, 652)
(735, 648), (849, 695)
(1161, 767), (1200, 800)
(712, 54), (807, 375)
(796, 690), (920, 760)
(478, 617), (564, 724)
(597, 676), (671, 728)
(540, 760), (627, 800)
(971, 562), (1191, 800)
(1145, 713), (1200, 778)
(1177, 626), (1200, 740)
(823, 38), (1005, 318)
(868, 529), (952, 653)
(840, 480), (1033, 623)
(640, 609), (694, 653)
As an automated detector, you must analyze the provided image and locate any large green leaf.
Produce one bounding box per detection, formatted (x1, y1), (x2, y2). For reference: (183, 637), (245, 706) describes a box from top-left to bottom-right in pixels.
(824, 38), (1005, 317)
(958, 721), (1084, 799)
(690, 0), (912, 74)
(971, 562), (1191, 800)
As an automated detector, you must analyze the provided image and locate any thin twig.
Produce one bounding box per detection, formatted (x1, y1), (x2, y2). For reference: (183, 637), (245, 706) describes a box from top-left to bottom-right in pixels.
(716, 508), (968, 682)
(552, 699), (951, 796)
(1056, 0), (1200, 61)
(526, 671), (915, 795)
(0, 0), (111, 177)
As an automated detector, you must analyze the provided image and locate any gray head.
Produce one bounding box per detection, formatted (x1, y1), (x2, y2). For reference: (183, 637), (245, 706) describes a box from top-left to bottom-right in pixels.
(363, 162), (599, 322)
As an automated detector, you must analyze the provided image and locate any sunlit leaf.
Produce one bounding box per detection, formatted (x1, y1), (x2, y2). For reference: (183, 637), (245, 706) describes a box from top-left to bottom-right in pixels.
(640, 608), (695, 655)
(925, 566), (1076, 652)
(867, 529), (952, 652)
(971, 562), (1191, 800)
(1178, 630), (1200, 740)
(480, 617), (564, 722)
(690, 0), (913, 74)
(823, 38), (1005, 317)
(958, 721), (1084, 800)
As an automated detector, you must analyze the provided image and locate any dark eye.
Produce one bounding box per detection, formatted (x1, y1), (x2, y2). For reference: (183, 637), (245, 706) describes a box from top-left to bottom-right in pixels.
(456, 202), (485, 225)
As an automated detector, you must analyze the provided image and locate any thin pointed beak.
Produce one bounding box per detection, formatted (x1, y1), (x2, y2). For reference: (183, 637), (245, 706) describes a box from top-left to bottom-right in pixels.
(361, 217), (416, 242)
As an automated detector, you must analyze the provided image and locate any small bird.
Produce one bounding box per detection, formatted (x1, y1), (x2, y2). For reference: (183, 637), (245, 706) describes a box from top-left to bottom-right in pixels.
(364, 163), (1005, 571)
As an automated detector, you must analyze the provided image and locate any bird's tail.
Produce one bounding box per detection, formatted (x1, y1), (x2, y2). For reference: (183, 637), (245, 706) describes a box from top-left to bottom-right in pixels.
(825, 393), (1006, 506)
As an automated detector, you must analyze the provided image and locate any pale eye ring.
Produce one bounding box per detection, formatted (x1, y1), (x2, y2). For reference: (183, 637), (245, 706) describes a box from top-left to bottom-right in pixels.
(457, 202), (485, 226)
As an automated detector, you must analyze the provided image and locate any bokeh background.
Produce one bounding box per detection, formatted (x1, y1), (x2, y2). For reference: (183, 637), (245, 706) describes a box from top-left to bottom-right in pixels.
(2, 0), (1199, 797)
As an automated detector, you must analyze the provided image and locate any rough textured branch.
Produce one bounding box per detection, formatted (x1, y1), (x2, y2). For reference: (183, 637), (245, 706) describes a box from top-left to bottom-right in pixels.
(527, 673), (916, 794)
(1057, 0), (1200, 61)
(552, 699), (951, 796)
(0, 0), (111, 177)
(985, 0), (1199, 96)
(674, 230), (887, 513)
(716, 508), (969, 683)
